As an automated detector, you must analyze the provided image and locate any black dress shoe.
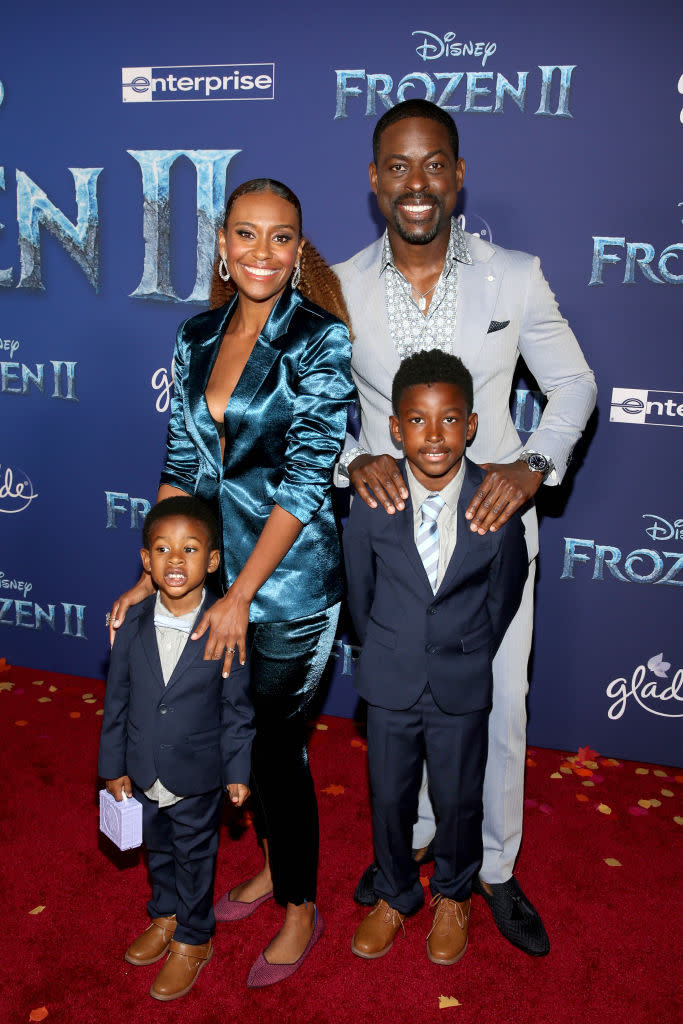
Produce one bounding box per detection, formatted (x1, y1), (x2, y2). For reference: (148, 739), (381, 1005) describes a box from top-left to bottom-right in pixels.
(353, 842), (436, 907)
(353, 862), (378, 906)
(473, 875), (550, 956)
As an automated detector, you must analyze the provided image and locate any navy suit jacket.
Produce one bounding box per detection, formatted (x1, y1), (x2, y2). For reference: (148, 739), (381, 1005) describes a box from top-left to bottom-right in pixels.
(98, 593), (254, 794)
(343, 459), (528, 715)
(159, 287), (355, 622)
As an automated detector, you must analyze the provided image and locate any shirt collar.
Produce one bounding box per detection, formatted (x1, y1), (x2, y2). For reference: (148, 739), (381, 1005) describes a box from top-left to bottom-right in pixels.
(154, 589), (205, 633)
(406, 458), (466, 516)
(380, 217), (472, 276)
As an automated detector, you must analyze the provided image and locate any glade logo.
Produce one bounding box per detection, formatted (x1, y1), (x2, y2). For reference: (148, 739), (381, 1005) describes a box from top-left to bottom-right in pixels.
(610, 388), (683, 427)
(122, 64), (275, 103)
(0, 465), (38, 513)
(151, 360), (174, 413)
(562, 513), (683, 587)
(606, 653), (683, 720)
(413, 30), (497, 67)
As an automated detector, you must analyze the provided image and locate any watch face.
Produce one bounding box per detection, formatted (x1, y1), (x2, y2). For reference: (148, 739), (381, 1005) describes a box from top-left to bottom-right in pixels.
(527, 454), (548, 473)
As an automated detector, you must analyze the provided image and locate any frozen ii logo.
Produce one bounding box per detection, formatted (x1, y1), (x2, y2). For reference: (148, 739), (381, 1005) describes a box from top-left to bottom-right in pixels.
(562, 514), (683, 587)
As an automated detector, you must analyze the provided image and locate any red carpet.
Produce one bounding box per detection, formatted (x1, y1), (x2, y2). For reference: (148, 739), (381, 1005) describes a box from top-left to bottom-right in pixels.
(2, 662), (682, 1024)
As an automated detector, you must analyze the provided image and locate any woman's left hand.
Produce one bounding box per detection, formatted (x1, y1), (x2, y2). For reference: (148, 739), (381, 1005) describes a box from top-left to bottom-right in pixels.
(191, 588), (250, 677)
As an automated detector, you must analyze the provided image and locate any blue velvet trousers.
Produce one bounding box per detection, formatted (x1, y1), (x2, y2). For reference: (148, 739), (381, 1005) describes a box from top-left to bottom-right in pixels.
(248, 603), (340, 908)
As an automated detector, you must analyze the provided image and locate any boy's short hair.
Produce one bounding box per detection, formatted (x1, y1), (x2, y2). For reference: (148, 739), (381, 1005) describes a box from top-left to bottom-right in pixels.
(391, 350), (474, 414)
(142, 496), (219, 550)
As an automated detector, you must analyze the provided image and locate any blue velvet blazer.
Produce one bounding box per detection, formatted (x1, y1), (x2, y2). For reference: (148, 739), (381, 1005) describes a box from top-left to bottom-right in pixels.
(160, 287), (354, 622)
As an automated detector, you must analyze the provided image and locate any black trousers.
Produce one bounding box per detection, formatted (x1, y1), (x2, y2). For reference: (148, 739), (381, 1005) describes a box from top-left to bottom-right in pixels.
(135, 785), (224, 945)
(248, 604), (339, 908)
(367, 685), (490, 916)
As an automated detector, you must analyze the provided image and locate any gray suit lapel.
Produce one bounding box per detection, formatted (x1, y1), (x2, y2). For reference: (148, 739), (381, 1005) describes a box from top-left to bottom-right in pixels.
(453, 237), (502, 367)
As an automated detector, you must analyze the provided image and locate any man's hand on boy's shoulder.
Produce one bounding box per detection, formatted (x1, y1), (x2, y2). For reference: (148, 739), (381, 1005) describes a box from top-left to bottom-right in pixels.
(349, 453), (409, 515)
(466, 460), (542, 535)
(106, 775), (133, 801)
(227, 783), (250, 807)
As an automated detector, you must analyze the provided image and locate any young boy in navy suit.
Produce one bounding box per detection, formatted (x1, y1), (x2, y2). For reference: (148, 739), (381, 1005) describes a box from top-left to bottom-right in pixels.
(98, 496), (253, 1001)
(344, 350), (528, 966)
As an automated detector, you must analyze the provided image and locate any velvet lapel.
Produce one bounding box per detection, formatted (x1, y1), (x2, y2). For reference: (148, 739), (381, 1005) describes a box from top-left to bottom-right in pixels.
(138, 600), (166, 693)
(164, 595), (217, 694)
(436, 460), (481, 596)
(223, 288), (301, 439)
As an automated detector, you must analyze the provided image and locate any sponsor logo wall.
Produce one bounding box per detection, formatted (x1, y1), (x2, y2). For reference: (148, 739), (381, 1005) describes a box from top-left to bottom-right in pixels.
(0, 1), (680, 765)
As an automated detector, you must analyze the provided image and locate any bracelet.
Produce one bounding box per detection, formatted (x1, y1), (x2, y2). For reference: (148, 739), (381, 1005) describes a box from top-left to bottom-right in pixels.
(338, 445), (367, 480)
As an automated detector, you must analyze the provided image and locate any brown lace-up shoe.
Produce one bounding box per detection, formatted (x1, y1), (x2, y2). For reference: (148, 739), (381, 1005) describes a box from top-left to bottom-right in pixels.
(124, 915), (177, 966)
(351, 898), (406, 959)
(149, 939), (213, 1001)
(426, 895), (470, 965)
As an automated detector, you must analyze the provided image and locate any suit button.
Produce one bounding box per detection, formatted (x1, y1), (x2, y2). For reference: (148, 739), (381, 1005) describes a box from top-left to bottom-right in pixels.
(426, 643), (440, 655)
(159, 705), (168, 715)
(428, 607), (437, 615)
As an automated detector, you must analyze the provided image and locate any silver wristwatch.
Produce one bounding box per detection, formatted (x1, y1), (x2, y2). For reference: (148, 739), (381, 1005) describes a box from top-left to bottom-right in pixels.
(519, 450), (555, 481)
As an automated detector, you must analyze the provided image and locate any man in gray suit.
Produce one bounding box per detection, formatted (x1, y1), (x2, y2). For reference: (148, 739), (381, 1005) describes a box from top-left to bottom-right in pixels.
(334, 99), (596, 957)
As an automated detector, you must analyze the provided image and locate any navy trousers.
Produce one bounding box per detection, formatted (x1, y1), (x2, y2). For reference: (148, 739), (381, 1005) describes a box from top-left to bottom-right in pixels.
(135, 785), (223, 945)
(367, 685), (490, 916)
(248, 604), (339, 908)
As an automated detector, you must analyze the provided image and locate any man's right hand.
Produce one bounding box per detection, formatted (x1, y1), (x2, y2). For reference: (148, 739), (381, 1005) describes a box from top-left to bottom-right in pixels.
(109, 572), (155, 647)
(349, 454), (409, 514)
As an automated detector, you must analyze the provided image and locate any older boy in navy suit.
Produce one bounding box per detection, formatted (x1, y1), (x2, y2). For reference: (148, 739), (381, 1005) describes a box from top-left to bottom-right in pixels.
(344, 351), (528, 965)
(98, 496), (253, 1001)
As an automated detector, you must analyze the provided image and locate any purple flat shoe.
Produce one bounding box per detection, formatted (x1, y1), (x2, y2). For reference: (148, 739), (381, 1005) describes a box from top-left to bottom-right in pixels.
(247, 907), (324, 988)
(214, 888), (273, 922)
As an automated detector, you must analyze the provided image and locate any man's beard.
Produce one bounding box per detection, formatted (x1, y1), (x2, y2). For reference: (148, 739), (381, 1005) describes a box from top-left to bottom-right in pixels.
(389, 193), (447, 245)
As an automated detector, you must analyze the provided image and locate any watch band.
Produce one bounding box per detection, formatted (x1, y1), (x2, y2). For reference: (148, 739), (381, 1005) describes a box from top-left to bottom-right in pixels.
(338, 445), (367, 480)
(519, 450), (555, 480)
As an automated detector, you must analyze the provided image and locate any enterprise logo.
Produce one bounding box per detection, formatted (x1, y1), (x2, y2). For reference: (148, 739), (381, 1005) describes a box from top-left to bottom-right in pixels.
(610, 387), (683, 427)
(122, 64), (275, 103)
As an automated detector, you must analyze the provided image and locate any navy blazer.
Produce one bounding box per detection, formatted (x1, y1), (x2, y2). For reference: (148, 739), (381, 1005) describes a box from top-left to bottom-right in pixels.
(343, 459), (528, 715)
(160, 287), (355, 622)
(98, 593), (253, 794)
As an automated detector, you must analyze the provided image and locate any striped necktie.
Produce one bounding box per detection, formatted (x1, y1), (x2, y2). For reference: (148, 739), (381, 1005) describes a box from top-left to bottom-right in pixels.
(417, 493), (445, 592)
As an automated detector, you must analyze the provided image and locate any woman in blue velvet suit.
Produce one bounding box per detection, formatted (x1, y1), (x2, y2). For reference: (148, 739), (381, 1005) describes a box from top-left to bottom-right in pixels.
(110, 179), (354, 986)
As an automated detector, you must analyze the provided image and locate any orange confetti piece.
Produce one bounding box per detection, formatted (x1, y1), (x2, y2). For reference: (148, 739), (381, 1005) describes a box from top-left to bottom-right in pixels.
(550, 772), (562, 779)
(604, 858), (621, 867)
(576, 794), (589, 802)
(315, 723), (328, 731)
(582, 780), (595, 788)
(15, 720), (28, 726)
(37, 697), (52, 704)
(597, 804), (611, 815)
(635, 768), (649, 775)
(673, 817), (683, 826)
(438, 995), (461, 1009)
(575, 768), (593, 778)
(674, 776), (683, 785)
(0, 656), (12, 673)
(29, 1008), (48, 1022)
(420, 875), (430, 888)
(661, 789), (674, 797)
(526, 758), (537, 767)
(350, 739), (363, 748)
(69, 712), (81, 719)
(0, 681), (14, 692)
(29, 906), (46, 915)
(638, 799), (651, 809)
(322, 784), (345, 796)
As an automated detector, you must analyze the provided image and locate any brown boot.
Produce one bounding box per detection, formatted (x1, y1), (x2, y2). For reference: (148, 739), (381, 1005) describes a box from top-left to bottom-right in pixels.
(351, 899), (406, 959)
(426, 895), (470, 965)
(124, 915), (177, 966)
(150, 939), (213, 1001)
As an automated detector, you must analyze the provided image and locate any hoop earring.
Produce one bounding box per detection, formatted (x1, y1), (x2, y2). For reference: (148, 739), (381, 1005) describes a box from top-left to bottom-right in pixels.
(219, 256), (230, 282)
(291, 264), (301, 289)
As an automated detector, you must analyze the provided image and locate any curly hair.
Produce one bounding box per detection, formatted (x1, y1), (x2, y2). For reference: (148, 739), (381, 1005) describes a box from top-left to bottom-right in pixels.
(142, 495), (219, 550)
(208, 178), (351, 332)
(391, 349), (474, 414)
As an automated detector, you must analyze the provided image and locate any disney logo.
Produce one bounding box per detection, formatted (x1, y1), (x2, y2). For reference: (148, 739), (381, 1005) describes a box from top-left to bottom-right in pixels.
(606, 653), (683, 720)
(151, 359), (174, 414)
(0, 465), (39, 514)
(642, 514), (683, 542)
(0, 571), (32, 597)
(413, 31), (497, 67)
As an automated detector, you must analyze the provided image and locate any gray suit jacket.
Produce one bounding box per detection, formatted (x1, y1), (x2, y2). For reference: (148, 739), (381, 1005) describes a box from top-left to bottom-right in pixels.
(333, 229), (597, 559)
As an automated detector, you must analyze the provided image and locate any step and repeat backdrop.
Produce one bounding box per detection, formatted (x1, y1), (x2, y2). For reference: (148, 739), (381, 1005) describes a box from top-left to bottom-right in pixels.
(1, 0), (680, 764)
